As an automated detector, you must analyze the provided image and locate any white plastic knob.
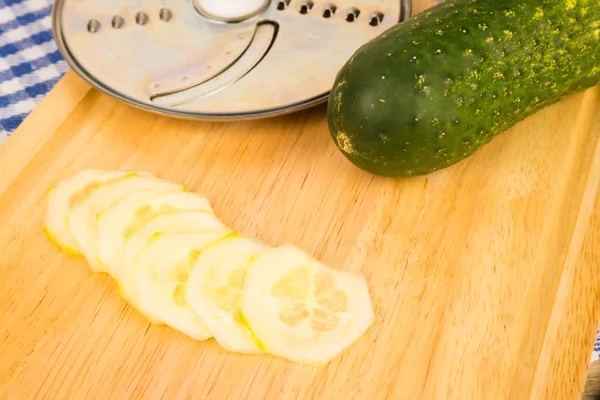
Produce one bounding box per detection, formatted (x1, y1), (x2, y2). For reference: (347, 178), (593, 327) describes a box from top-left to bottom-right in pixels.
(195, 0), (268, 20)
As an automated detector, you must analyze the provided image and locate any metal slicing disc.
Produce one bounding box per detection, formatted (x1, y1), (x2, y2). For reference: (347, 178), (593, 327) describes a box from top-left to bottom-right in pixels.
(52, 0), (412, 121)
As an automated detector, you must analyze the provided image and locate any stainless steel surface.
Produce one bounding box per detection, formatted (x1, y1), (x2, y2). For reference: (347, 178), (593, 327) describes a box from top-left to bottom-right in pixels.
(52, 0), (412, 120)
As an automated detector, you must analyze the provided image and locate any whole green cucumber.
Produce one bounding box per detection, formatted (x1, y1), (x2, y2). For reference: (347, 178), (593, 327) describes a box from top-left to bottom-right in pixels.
(327, 0), (600, 177)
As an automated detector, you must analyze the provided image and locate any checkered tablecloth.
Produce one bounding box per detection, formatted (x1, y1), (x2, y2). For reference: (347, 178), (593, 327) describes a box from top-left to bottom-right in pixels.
(1, 0), (600, 363)
(594, 328), (600, 363)
(0, 0), (68, 145)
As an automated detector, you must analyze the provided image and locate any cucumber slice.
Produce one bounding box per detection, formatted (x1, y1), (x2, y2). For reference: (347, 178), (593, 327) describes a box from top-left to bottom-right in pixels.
(119, 211), (231, 322)
(96, 191), (213, 279)
(135, 231), (234, 340)
(185, 235), (268, 354)
(44, 169), (136, 254)
(240, 245), (374, 365)
(66, 174), (184, 271)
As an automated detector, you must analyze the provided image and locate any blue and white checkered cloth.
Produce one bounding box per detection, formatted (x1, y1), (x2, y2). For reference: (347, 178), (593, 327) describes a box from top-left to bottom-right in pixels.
(1, 0), (600, 364)
(0, 0), (68, 145)
(594, 327), (600, 363)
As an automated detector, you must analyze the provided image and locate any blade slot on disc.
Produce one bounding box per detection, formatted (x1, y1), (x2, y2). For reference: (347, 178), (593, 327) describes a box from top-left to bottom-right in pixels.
(151, 21), (278, 107)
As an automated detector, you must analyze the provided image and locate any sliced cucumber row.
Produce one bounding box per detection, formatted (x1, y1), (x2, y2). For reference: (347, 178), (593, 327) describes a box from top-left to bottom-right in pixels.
(44, 169), (374, 365)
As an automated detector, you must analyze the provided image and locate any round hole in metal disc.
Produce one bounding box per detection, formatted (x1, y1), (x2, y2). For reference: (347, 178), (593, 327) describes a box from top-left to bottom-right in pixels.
(136, 12), (149, 25)
(300, 1), (313, 14)
(87, 19), (100, 33)
(346, 8), (360, 22)
(112, 16), (124, 28)
(323, 4), (336, 18)
(369, 12), (383, 26)
(159, 8), (173, 21)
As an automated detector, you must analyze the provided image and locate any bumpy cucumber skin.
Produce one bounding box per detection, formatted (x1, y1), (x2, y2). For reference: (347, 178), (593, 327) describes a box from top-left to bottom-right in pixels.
(328, 0), (600, 177)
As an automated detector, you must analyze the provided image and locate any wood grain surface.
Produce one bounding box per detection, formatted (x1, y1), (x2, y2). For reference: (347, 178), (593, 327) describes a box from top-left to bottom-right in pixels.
(2, 1), (600, 398)
(583, 360), (600, 399)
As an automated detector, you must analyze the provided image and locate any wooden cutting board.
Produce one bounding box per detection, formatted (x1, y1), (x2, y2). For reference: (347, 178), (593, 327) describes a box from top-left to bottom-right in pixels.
(2, 2), (600, 398)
